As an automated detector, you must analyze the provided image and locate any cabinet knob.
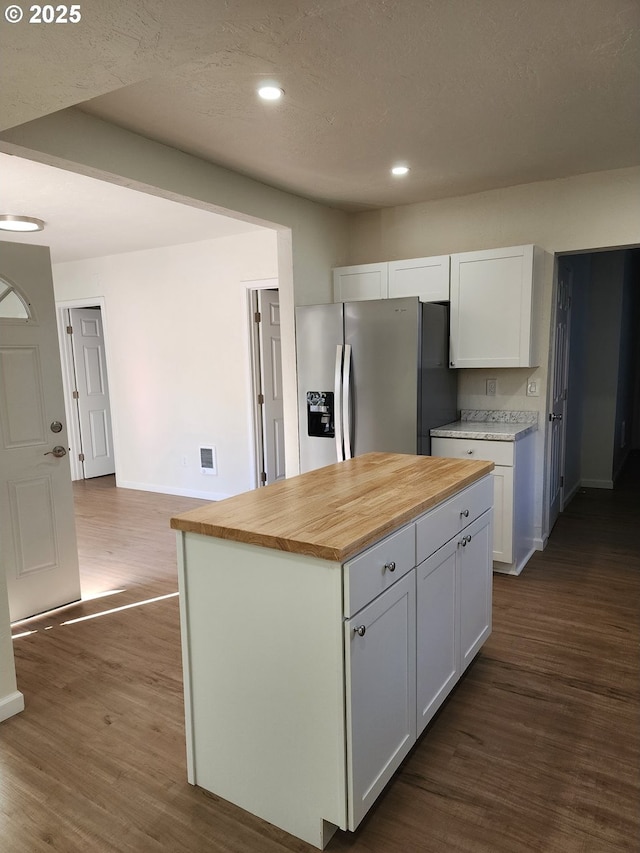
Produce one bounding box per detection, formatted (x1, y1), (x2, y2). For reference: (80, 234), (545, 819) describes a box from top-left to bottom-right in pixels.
(459, 535), (471, 547)
(384, 561), (396, 573)
(353, 625), (366, 637)
(466, 449), (474, 455)
(460, 509), (469, 518)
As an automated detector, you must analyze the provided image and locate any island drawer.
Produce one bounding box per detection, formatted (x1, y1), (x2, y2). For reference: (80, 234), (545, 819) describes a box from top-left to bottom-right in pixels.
(416, 476), (493, 564)
(343, 524), (415, 617)
(431, 437), (514, 466)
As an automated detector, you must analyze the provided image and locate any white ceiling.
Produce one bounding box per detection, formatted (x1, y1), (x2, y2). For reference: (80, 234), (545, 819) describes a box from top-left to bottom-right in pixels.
(0, 0), (638, 257)
(0, 153), (265, 264)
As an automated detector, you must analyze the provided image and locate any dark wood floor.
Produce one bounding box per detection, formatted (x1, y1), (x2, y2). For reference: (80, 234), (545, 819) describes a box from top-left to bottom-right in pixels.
(2, 461), (639, 852)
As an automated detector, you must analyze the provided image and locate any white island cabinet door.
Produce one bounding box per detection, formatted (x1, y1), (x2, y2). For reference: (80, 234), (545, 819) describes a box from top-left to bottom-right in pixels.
(416, 537), (459, 736)
(459, 510), (493, 671)
(344, 571), (416, 830)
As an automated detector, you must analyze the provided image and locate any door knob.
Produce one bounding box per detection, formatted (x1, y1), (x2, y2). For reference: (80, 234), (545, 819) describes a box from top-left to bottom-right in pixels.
(549, 413), (563, 422)
(44, 446), (67, 458)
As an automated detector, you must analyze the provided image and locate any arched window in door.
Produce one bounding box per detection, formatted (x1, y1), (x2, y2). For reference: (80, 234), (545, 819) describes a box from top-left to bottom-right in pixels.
(0, 276), (31, 320)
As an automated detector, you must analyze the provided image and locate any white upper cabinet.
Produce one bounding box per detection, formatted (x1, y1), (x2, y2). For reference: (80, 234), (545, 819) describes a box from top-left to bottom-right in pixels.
(333, 256), (450, 303)
(388, 255), (450, 302)
(449, 245), (546, 368)
(333, 263), (388, 302)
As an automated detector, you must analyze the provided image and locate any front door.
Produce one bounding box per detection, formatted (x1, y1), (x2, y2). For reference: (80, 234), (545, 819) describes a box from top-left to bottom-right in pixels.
(0, 241), (81, 621)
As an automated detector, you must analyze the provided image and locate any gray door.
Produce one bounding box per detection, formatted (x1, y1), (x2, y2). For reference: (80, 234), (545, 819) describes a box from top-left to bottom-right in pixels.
(296, 303), (344, 473)
(345, 298), (419, 456)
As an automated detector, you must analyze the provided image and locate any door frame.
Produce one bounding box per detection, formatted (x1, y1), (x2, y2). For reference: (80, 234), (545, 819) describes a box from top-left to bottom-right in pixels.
(56, 296), (115, 482)
(245, 278), (279, 488)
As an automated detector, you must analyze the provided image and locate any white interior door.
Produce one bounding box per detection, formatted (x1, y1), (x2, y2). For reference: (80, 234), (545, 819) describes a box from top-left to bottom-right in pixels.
(258, 290), (285, 484)
(547, 261), (572, 532)
(69, 307), (115, 478)
(0, 242), (81, 621)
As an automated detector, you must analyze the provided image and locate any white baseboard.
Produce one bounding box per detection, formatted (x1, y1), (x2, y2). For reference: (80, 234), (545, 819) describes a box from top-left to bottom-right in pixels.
(0, 690), (25, 722)
(115, 480), (230, 501)
(580, 479), (614, 490)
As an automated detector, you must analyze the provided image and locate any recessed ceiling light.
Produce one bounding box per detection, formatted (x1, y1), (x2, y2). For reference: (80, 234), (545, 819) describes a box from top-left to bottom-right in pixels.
(0, 214), (45, 232)
(391, 165), (410, 176)
(258, 85), (284, 101)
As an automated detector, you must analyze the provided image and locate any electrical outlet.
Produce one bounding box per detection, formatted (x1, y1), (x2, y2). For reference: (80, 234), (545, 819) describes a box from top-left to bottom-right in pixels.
(527, 379), (539, 397)
(486, 378), (497, 396)
(181, 455), (188, 467)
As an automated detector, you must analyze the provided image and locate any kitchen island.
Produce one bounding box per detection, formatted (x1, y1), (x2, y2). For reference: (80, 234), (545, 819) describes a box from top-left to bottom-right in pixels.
(171, 452), (494, 849)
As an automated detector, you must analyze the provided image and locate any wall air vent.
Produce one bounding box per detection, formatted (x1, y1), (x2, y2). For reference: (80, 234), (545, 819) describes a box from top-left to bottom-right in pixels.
(199, 445), (217, 476)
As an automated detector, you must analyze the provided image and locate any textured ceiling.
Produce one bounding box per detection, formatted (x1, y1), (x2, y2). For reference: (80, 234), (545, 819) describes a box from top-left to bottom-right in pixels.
(1, 0), (639, 212)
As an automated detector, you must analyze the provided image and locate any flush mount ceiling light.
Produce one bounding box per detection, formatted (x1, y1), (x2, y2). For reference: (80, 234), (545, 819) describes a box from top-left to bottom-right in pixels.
(0, 214), (45, 232)
(258, 85), (284, 101)
(391, 165), (410, 176)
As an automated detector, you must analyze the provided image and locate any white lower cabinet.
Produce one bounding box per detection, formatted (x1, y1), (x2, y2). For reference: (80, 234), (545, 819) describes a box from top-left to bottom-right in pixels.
(416, 539), (458, 734)
(416, 506), (492, 735)
(178, 475), (493, 850)
(458, 511), (493, 669)
(345, 571), (416, 829)
(431, 434), (535, 574)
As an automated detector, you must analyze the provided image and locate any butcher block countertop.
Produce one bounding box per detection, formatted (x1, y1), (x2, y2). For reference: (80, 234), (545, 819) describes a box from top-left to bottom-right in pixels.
(171, 452), (493, 563)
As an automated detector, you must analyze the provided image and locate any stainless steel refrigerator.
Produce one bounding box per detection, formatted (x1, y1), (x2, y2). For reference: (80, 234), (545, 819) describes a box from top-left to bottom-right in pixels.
(296, 297), (458, 473)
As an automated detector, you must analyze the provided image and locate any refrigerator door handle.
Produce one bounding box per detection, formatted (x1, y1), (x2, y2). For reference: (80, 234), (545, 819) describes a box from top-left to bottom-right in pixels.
(342, 344), (352, 460)
(334, 344), (344, 461)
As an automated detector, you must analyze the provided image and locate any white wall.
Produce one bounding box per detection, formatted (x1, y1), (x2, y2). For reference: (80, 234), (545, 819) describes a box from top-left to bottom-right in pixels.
(53, 231), (277, 499)
(347, 167), (640, 546)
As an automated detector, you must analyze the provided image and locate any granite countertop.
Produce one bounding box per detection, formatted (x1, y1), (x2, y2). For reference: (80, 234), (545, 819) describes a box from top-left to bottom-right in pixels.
(171, 452), (493, 562)
(431, 410), (538, 442)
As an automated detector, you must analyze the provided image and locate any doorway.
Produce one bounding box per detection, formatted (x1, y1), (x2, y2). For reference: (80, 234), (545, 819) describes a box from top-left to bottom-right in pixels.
(546, 248), (640, 533)
(57, 298), (115, 481)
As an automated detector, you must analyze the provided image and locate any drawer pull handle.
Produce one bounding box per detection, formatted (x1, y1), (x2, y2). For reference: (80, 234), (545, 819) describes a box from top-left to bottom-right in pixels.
(459, 535), (471, 547)
(460, 509), (469, 518)
(384, 561), (396, 573)
(354, 625), (366, 637)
